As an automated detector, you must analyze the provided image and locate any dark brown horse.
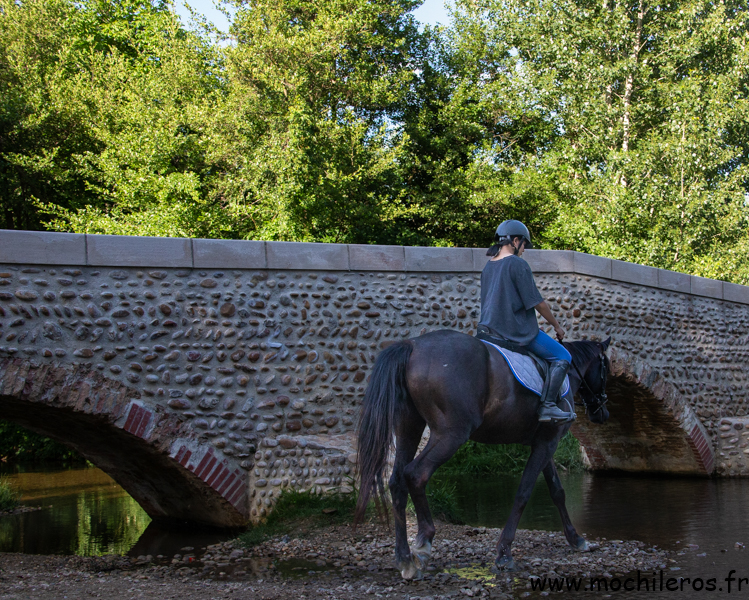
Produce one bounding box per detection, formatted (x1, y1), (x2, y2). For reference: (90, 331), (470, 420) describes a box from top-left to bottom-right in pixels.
(355, 330), (610, 579)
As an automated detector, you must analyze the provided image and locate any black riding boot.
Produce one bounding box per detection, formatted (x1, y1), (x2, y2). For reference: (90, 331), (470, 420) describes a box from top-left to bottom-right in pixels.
(537, 360), (575, 423)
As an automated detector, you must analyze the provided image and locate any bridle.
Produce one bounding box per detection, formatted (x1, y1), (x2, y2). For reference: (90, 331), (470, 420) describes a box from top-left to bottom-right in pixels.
(571, 351), (609, 417)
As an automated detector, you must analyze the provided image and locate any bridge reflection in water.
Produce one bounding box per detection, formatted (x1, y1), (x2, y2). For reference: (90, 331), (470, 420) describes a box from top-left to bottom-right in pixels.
(1, 466), (235, 556)
(0, 467), (149, 555)
(444, 471), (721, 548)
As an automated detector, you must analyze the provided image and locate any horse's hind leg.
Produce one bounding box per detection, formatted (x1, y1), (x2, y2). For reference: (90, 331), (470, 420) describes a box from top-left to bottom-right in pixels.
(390, 410), (425, 580)
(542, 459), (589, 552)
(403, 429), (470, 575)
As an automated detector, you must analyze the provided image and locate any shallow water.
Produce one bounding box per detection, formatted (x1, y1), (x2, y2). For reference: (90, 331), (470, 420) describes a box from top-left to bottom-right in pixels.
(0, 466), (149, 556)
(0, 465), (231, 557)
(444, 472), (749, 597)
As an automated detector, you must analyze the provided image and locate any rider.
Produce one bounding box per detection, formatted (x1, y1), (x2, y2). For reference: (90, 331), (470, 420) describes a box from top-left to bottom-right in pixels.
(477, 220), (574, 424)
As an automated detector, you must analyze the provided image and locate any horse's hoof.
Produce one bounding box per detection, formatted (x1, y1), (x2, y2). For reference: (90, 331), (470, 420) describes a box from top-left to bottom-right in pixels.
(397, 560), (423, 581)
(495, 555), (516, 571)
(411, 541), (432, 571)
(574, 538), (590, 552)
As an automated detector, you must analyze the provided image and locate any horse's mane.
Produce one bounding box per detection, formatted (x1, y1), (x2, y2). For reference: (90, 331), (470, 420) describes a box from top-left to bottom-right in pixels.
(563, 339), (603, 368)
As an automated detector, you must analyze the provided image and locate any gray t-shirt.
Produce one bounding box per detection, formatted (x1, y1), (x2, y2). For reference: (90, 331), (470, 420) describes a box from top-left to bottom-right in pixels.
(479, 255), (544, 345)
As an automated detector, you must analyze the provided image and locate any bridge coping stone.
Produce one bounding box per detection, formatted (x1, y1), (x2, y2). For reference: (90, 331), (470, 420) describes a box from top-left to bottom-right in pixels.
(265, 241), (349, 270)
(1, 229), (747, 304)
(572, 252), (611, 278)
(658, 269), (691, 294)
(87, 234), (192, 268)
(193, 238), (266, 269)
(611, 258), (659, 287)
(691, 275), (723, 300)
(349, 244), (406, 271)
(0, 230), (86, 265)
(723, 281), (749, 304)
(405, 246), (474, 272)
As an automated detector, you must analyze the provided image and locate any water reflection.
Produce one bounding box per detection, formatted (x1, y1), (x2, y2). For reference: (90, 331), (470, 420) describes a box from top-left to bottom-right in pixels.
(442, 472), (588, 533)
(443, 472), (748, 548)
(443, 472), (749, 599)
(0, 466), (150, 555)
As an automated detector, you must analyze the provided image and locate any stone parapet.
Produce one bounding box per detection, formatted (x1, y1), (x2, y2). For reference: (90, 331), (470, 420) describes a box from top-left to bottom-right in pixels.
(2, 230), (749, 303)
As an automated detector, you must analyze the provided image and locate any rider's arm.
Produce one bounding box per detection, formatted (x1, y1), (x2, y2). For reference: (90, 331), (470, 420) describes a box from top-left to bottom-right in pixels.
(535, 301), (565, 341)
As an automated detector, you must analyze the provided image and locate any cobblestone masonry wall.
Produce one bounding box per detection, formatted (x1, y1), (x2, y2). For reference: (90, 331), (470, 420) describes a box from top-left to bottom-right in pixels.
(2, 231), (749, 525)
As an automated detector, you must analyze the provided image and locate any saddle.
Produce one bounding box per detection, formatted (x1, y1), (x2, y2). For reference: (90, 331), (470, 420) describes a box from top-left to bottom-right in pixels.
(475, 326), (571, 399)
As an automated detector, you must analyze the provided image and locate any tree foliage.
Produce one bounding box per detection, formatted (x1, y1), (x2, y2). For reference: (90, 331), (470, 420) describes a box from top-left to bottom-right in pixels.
(216, 0), (425, 243)
(2, 0), (749, 280)
(1, 0), (227, 237)
(448, 0), (749, 277)
(0, 420), (83, 463)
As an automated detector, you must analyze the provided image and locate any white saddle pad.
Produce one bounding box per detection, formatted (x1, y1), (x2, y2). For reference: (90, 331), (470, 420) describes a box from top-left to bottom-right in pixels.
(480, 339), (571, 398)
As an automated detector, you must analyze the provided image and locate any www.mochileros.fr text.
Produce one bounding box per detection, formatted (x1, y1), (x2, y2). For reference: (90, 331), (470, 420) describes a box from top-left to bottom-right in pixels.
(530, 570), (748, 593)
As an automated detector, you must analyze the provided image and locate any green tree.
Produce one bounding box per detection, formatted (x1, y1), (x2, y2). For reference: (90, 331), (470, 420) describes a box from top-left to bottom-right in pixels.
(1, 0), (95, 230)
(215, 0), (424, 243)
(1, 0), (228, 237)
(4, 0), (749, 279)
(449, 0), (749, 278)
(394, 27), (561, 248)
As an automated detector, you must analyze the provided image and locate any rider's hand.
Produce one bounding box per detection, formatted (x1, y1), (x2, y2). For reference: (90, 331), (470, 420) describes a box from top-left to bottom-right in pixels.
(554, 325), (565, 341)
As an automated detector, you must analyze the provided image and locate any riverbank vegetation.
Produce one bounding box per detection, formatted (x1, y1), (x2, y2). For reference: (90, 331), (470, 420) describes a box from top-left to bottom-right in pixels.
(240, 478), (462, 547)
(0, 477), (20, 512)
(239, 489), (359, 546)
(0, 421), (84, 465)
(3, 0), (749, 282)
(438, 432), (583, 476)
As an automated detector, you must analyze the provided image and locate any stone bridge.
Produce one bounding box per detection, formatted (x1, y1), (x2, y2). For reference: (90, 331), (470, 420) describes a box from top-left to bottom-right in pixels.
(1, 230), (749, 527)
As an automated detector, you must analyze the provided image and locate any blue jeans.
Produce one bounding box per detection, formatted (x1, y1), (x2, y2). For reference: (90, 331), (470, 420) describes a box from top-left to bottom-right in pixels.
(526, 330), (571, 363)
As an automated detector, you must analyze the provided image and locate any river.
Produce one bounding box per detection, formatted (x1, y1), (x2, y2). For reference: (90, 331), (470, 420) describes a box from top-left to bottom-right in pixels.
(0, 465), (232, 558)
(2, 466), (748, 596)
(448, 472), (749, 597)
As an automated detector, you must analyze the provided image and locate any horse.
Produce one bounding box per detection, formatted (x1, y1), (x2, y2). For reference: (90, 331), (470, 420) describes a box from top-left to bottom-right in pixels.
(354, 329), (611, 580)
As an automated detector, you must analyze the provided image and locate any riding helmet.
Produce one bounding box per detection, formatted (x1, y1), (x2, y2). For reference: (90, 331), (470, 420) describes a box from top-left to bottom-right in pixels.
(495, 220), (533, 249)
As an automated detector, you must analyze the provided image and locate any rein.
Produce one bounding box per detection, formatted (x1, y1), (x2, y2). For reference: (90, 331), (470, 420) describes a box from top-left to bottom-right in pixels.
(570, 352), (609, 416)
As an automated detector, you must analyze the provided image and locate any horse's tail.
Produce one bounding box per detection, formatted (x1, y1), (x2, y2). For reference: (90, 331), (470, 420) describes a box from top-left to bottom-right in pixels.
(354, 340), (414, 525)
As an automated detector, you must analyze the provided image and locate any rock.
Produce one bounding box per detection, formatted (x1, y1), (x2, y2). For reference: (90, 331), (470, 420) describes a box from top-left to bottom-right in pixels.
(168, 398), (191, 409)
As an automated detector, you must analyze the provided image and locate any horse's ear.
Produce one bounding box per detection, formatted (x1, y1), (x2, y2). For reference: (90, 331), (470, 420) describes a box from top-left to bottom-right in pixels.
(600, 336), (612, 351)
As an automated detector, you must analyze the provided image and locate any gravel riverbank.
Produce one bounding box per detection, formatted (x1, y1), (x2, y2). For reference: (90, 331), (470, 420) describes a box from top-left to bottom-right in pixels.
(1, 521), (677, 599)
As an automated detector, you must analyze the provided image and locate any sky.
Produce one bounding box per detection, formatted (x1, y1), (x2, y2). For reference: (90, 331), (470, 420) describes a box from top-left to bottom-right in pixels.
(172, 0), (452, 33)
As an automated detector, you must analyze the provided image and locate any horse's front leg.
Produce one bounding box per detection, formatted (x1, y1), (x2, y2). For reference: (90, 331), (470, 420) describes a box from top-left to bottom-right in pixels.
(542, 459), (589, 552)
(496, 440), (555, 571)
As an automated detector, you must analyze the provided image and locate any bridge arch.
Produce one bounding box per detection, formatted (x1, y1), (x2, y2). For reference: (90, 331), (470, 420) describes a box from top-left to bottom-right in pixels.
(0, 357), (248, 527)
(571, 348), (714, 476)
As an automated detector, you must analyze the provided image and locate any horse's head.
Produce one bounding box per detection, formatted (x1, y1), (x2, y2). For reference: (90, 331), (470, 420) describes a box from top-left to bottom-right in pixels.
(569, 337), (611, 424)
